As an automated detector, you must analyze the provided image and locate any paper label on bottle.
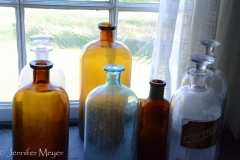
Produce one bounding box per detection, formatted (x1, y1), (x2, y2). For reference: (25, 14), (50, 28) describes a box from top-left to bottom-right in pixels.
(181, 119), (219, 149)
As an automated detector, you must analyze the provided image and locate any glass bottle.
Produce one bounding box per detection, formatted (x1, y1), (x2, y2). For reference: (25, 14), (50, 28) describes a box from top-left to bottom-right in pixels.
(199, 39), (228, 160)
(79, 22), (132, 139)
(84, 64), (139, 160)
(137, 79), (170, 160)
(12, 60), (70, 160)
(181, 40), (228, 159)
(166, 54), (222, 160)
(19, 35), (65, 88)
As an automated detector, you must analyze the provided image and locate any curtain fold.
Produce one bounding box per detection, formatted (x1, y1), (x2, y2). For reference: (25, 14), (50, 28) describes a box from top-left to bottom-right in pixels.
(152, 0), (240, 139)
(150, 0), (180, 100)
(215, 0), (240, 139)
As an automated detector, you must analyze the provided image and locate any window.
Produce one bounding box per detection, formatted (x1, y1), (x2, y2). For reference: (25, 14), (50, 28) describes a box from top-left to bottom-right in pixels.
(0, 0), (159, 120)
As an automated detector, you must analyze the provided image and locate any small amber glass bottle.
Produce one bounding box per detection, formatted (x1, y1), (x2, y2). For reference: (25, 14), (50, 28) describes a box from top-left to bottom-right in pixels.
(12, 60), (70, 160)
(79, 22), (132, 139)
(137, 79), (170, 160)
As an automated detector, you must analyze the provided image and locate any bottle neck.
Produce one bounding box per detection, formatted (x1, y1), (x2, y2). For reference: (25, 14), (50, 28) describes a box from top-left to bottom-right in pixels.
(205, 46), (214, 54)
(189, 74), (210, 90)
(190, 83), (207, 90)
(33, 69), (50, 84)
(188, 68), (212, 90)
(106, 73), (122, 86)
(34, 51), (49, 60)
(100, 30), (114, 42)
(149, 85), (164, 99)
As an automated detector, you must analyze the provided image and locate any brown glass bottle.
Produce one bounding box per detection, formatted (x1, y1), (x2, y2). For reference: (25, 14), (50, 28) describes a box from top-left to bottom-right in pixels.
(12, 60), (70, 160)
(137, 80), (170, 160)
(79, 22), (132, 139)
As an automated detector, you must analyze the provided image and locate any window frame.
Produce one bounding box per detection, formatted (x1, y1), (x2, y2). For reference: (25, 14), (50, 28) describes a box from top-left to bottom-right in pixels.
(0, 0), (159, 121)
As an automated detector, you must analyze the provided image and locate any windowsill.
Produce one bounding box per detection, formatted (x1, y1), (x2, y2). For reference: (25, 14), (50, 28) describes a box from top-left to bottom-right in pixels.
(0, 101), (79, 121)
(0, 122), (239, 160)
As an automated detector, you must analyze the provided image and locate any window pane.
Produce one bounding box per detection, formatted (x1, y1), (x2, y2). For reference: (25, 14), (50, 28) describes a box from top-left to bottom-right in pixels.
(0, 7), (18, 102)
(25, 8), (109, 100)
(118, 11), (158, 98)
(120, 0), (159, 3)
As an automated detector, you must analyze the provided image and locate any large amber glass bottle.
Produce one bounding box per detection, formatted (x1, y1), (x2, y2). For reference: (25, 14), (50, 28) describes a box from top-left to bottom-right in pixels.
(12, 60), (70, 160)
(138, 79), (170, 160)
(79, 22), (132, 139)
(84, 64), (139, 160)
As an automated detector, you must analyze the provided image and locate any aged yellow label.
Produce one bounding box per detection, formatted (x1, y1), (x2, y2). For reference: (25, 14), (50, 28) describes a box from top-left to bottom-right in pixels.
(181, 119), (219, 149)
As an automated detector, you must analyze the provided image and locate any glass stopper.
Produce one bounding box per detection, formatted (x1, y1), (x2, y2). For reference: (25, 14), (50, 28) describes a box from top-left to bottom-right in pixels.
(30, 35), (53, 52)
(199, 39), (221, 57)
(190, 54), (214, 73)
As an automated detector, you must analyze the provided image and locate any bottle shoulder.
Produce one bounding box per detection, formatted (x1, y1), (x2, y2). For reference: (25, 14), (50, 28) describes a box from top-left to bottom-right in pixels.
(173, 85), (219, 99)
(210, 68), (227, 82)
(17, 83), (66, 94)
(140, 97), (170, 110)
(87, 84), (138, 101)
(81, 39), (131, 54)
(171, 86), (221, 108)
(141, 97), (169, 106)
(170, 86), (221, 121)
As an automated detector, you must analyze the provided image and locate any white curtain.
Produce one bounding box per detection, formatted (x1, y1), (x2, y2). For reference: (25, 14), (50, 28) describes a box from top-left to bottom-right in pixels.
(151, 0), (240, 139)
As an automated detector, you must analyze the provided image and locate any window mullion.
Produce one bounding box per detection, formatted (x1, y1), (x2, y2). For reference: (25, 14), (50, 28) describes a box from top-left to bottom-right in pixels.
(16, 5), (27, 75)
(109, 0), (118, 39)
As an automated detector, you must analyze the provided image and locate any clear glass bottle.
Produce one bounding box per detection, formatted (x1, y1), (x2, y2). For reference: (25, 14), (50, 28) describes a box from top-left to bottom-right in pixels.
(84, 64), (139, 160)
(12, 60), (70, 160)
(79, 22), (132, 139)
(167, 54), (222, 160)
(181, 40), (228, 159)
(19, 35), (65, 88)
(137, 79), (170, 160)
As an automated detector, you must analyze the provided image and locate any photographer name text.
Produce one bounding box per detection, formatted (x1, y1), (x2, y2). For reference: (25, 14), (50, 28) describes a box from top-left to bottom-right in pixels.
(0, 148), (63, 158)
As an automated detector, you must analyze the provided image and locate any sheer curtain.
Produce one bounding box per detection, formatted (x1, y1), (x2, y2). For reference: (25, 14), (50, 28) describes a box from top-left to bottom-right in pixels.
(151, 0), (240, 139)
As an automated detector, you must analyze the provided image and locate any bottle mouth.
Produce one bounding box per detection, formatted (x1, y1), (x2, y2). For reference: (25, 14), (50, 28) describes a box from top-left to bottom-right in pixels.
(98, 22), (116, 30)
(30, 60), (53, 70)
(150, 79), (166, 87)
(104, 64), (125, 73)
(187, 68), (213, 76)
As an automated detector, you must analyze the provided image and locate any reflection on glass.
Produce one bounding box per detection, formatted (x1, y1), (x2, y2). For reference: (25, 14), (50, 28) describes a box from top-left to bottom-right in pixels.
(0, 7), (18, 102)
(118, 11), (158, 98)
(25, 8), (109, 100)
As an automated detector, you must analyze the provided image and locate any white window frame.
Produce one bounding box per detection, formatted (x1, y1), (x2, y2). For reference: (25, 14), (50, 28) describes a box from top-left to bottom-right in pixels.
(0, 0), (159, 121)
